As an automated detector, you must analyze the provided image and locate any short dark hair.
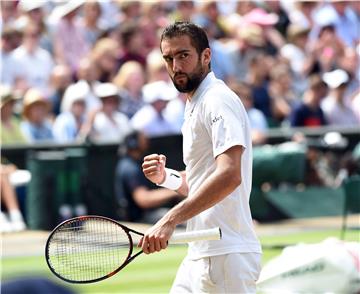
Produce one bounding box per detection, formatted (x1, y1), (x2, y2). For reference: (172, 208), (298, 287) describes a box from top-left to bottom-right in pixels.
(160, 21), (210, 57)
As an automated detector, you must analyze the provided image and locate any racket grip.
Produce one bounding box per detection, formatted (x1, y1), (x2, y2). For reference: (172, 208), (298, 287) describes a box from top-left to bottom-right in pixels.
(169, 227), (222, 244)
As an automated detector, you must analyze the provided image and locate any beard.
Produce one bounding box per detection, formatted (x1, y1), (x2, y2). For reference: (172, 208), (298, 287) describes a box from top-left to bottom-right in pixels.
(171, 60), (205, 93)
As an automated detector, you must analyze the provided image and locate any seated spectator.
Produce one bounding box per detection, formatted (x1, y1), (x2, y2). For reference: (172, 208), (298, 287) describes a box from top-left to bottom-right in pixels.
(52, 83), (88, 143)
(268, 64), (300, 124)
(48, 64), (73, 116)
(10, 21), (54, 96)
(89, 82), (131, 143)
(115, 130), (184, 223)
(0, 85), (27, 145)
(113, 61), (146, 119)
(52, 0), (89, 73)
(321, 69), (359, 126)
(289, 74), (328, 127)
(131, 80), (179, 138)
(229, 81), (268, 145)
(20, 88), (53, 143)
(0, 163), (27, 233)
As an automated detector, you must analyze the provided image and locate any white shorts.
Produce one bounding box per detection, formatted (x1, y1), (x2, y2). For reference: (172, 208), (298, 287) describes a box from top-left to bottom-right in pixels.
(170, 253), (262, 294)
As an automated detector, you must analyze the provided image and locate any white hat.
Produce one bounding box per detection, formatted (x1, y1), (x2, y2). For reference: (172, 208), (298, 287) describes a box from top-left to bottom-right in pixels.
(61, 82), (88, 113)
(142, 81), (178, 104)
(50, 0), (85, 22)
(322, 69), (349, 89)
(94, 83), (119, 99)
(19, 0), (46, 12)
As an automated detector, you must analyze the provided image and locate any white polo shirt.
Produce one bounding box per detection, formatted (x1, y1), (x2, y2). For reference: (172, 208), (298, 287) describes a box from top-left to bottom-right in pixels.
(182, 72), (262, 259)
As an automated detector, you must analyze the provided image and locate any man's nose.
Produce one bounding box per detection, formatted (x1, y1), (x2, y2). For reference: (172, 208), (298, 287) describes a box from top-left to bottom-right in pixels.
(172, 59), (182, 72)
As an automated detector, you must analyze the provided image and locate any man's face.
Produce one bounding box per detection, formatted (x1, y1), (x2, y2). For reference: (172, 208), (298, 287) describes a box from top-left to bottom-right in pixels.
(161, 35), (210, 93)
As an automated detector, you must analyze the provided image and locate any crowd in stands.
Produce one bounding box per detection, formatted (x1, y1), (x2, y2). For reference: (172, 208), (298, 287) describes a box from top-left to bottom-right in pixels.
(1, 1), (359, 231)
(1, 0), (359, 148)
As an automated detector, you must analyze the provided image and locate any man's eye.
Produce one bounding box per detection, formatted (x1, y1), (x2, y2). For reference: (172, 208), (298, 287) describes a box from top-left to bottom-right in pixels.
(180, 53), (188, 59)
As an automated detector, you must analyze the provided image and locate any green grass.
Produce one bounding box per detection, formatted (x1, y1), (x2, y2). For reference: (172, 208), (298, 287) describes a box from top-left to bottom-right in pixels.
(2, 230), (359, 293)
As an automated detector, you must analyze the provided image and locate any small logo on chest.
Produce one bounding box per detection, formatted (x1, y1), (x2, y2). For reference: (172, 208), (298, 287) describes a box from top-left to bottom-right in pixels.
(211, 115), (223, 124)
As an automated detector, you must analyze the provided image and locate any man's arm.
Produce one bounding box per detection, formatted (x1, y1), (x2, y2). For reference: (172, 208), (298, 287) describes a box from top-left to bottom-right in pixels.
(139, 145), (244, 254)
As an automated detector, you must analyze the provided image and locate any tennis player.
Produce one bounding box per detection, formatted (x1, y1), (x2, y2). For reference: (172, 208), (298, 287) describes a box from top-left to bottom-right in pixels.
(140, 22), (262, 293)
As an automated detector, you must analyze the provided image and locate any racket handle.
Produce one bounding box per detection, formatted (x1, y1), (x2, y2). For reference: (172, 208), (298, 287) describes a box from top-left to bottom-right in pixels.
(169, 227), (222, 244)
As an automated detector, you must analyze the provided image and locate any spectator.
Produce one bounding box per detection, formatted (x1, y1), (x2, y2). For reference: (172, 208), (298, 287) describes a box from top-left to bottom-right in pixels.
(20, 88), (53, 143)
(146, 49), (171, 83)
(10, 21), (54, 96)
(16, 0), (53, 54)
(76, 58), (102, 114)
(246, 53), (274, 121)
(131, 80), (179, 137)
(52, 0), (89, 72)
(0, 163), (27, 233)
(52, 83), (88, 143)
(170, 1), (195, 22)
(91, 37), (120, 82)
(268, 64), (299, 124)
(89, 82), (131, 143)
(115, 130), (184, 223)
(48, 64), (73, 116)
(229, 81), (268, 145)
(118, 21), (147, 69)
(321, 69), (358, 126)
(78, 1), (107, 47)
(289, 74), (328, 127)
(0, 85), (27, 145)
(113, 61), (146, 119)
(264, 0), (291, 38)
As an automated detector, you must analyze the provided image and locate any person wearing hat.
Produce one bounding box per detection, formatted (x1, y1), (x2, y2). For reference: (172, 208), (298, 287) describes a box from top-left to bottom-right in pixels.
(0, 85), (27, 233)
(130, 80), (179, 138)
(0, 85), (27, 145)
(52, 0), (89, 72)
(321, 69), (358, 126)
(20, 88), (53, 143)
(52, 83), (88, 143)
(89, 82), (131, 143)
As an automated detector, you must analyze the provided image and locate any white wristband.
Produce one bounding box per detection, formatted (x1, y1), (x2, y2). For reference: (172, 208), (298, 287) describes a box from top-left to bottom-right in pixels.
(158, 168), (182, 190)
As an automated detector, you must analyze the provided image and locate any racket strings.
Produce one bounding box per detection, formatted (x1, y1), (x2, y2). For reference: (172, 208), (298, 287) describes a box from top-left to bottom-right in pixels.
(47, 218), (131, 282)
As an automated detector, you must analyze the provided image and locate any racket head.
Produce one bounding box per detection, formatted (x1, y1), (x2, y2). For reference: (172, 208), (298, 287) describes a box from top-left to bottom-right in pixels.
(45, 215), (138, 284)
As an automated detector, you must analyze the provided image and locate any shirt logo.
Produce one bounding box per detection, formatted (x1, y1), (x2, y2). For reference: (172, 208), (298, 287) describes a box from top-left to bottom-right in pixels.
(211, 115), (223, 125)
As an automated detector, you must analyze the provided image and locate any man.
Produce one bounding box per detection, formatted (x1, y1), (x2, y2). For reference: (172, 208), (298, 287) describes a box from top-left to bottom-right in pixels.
(140, 22), (262, 293)
(115, 131), (184, 223)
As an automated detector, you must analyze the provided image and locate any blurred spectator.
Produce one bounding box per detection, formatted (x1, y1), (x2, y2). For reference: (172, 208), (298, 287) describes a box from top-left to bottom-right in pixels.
(131, 80), (179, 137)
(264, 0), (290, 38)
(16, 0), (53, 54)
(20, 88), (53, 143)
(269, 64), (299, 124)
(1, 26), (22, 86)
(171, 1), (195, 22)
(226, 23), (266, 82)
(1, 163), (27, 233)
(289, 74), (328, 127)
(52, 83), (88, 143)
(89, 82), (131, 143)
(288, 1), (318, 35)
(0, 1), (19, 28)
(246, 53), (274, 122)
(229, 81), (268, 145)
(48, 64), (73, 116)
(52, 0), (89, 72)
(76, 58), (102, 113)
(163, 92), (187, 135)
(113, 61), (146, 119)
(280, 24), (316, 94)
(321, 69), (359, 126)
(115, 130), (183, 223)
(118, 1), (142, 23)
(118, 21), (147, 69)
(91, 37), (120, 82)
(314, 1), (359, 47)
(0, 85), (27, 145)
(243, 7), (285, 55)
(9, 21), (54, 96)
(78, 1), (107, 47)
(146, 49), (171, 83)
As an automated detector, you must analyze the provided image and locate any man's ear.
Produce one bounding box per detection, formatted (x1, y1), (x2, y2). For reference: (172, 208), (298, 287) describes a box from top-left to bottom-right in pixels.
(202, 48), (211, 67)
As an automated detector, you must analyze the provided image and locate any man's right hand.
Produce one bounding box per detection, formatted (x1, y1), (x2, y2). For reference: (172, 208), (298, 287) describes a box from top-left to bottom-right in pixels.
(142, 154), (166, 185)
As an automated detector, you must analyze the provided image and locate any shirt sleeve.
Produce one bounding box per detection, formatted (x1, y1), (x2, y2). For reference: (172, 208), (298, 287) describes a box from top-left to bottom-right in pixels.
(202, 92), (249, 158)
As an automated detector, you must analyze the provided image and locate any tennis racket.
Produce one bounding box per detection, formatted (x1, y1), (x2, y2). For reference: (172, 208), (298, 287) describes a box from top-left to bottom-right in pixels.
(45, 215), (221, 284)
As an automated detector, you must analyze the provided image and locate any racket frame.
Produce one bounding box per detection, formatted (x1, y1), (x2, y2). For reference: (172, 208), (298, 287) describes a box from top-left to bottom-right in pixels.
(45, 215), (144, 284)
